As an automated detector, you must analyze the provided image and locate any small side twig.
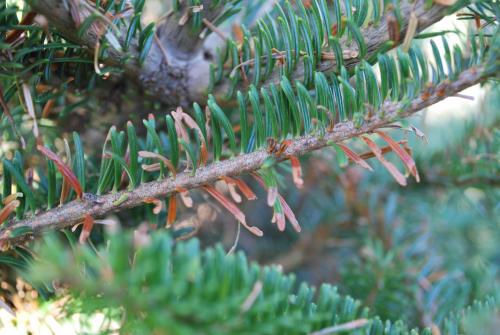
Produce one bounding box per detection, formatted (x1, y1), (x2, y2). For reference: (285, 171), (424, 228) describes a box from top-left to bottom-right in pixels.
(202, 18), (228, 41)
(154, 31), (169, 65)
(309, 319), (370, 335)
(227, 222), (241, 256)
(240, 281), (263, 313)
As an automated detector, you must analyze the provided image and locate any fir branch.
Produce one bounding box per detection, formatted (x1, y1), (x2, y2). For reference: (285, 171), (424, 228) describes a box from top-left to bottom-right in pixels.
(0, 66), (489, 247)
(25, 0), (238, 107)
(28, 229), (500, 334)
(211, 0), (449, 100)
(26, 0), (452, 107)
(25, 231), (378, 334)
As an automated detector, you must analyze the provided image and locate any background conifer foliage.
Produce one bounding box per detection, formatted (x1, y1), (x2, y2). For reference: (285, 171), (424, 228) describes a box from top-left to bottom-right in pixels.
(0, 0), (499, 333)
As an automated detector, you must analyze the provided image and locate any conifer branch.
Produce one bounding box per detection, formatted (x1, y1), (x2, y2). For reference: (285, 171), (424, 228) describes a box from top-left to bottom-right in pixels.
(26, 0), (234, 107)
(0, 66), (488, 247)
(211, 1), (448, 99)
(26, 0), (451, 107)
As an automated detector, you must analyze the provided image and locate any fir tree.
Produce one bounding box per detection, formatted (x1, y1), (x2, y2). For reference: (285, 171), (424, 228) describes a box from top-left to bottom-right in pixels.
(0, 0), (498, 334)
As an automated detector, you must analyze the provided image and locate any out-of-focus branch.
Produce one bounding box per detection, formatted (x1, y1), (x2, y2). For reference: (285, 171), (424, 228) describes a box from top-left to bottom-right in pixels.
(26, 0), (225, 107)
(27, 0), (450, 107)
(210, 0), (448, 100)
